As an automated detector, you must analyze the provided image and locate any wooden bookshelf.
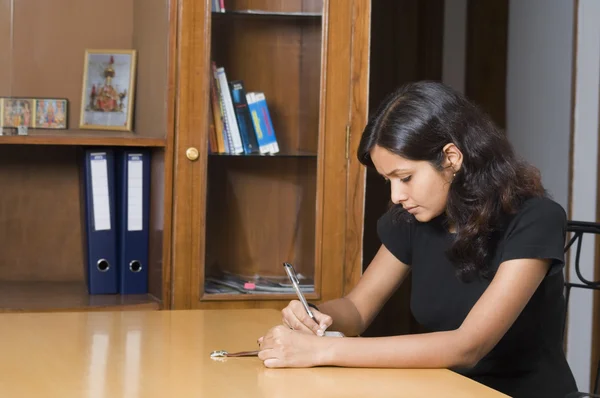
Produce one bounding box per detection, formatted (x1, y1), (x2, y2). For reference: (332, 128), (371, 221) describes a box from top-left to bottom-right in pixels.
(169, 0), (371, 310)
(0, 0), (370, 313)
(0, 0), (175, 312)
(0, 129), (166, 147)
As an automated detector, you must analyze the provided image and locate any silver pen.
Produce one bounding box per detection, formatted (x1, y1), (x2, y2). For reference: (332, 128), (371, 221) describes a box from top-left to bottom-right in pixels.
(283, 262), (317, 324)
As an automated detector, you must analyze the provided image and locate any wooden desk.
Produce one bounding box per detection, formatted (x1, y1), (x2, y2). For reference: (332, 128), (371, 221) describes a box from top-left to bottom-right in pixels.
(0, 309), (508, 397)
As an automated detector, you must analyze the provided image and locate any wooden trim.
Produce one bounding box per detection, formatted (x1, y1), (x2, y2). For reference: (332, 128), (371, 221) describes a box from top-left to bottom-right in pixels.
(170, 0), (211, 308)
(318, 0), (354, 303)
(159, 0), (180, 308)
(344, 0), (371, 294)
(0, 133), (166, 147)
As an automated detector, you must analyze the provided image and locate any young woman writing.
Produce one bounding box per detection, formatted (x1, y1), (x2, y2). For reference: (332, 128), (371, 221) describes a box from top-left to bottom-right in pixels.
(257, 81), (578, 398)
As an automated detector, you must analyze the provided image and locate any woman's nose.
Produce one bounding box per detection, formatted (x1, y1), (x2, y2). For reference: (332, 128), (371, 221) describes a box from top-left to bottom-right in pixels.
(390, 182), (408, 204)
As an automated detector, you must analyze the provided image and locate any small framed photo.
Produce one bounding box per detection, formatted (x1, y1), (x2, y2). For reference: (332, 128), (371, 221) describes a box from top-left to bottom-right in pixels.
(34, 99), (68, 129)
(79, 49), (137, 131)
(1, 97), (34, 128)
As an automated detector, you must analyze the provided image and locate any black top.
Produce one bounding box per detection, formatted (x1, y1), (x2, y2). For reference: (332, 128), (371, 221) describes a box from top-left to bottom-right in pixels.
(377, 196), (578, 398)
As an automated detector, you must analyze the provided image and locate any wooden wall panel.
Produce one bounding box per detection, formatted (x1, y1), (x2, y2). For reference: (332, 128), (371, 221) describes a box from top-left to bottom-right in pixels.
(465, 0), (509, 129)
(10, 0), (134, 131)
(362, 0), (443, 338)
(132, 0), (170, 138)
(0, 0), (12, 97)
(0, 146), (84, 281)
(204, 157), (317, 280)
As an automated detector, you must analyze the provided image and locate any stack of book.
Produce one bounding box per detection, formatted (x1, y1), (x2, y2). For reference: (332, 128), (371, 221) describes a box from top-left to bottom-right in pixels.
(208, 62), (280, 155)
(205, 270), (314, 295)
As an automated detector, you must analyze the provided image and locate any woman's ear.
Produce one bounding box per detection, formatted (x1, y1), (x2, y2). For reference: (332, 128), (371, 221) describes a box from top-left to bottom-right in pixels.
(442, 143), (463, 173)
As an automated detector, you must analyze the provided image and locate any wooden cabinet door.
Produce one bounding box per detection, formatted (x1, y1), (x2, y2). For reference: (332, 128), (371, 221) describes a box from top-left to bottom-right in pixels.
(169, 0), (370, 309)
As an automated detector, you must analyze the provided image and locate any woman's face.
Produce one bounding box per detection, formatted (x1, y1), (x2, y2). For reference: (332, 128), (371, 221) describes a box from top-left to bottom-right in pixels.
(370, 145), (458, 223)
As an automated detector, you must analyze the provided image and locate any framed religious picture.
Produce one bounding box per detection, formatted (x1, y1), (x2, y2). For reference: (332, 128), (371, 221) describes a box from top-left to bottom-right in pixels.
(79, 49), (137, 131)
(34, 98), (68, 129)
(1, 97), (35, 128)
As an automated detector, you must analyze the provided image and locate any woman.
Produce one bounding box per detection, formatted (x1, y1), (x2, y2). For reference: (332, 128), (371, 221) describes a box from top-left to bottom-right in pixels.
(257, 81), (578, 398)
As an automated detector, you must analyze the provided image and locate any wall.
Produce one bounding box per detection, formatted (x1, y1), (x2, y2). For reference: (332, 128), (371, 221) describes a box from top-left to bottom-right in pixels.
(506, 0), (600, 391)
(505, 0), (573, 210)
(568, 0), (600, 391)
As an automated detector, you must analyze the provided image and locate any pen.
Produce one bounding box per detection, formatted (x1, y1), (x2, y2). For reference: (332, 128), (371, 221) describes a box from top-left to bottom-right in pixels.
(283, 262), (318, 324)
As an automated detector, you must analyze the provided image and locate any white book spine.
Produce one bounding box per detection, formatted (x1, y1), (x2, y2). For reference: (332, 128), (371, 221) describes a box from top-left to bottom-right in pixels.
(216, 68), (243, 154)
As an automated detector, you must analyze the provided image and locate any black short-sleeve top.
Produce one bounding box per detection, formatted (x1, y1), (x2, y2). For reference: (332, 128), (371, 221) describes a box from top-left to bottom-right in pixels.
(377, 196), (578, 398)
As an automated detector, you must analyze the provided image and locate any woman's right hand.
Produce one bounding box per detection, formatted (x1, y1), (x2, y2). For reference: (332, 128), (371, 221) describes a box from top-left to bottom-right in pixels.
(281, 300), (333, 336)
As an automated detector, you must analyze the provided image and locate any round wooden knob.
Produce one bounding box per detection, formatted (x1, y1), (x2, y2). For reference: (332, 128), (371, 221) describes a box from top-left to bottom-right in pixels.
(186, 147), (199, 161)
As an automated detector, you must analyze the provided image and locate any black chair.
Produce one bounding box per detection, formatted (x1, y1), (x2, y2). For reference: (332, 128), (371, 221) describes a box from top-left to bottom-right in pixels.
(563, 221), (600, 398)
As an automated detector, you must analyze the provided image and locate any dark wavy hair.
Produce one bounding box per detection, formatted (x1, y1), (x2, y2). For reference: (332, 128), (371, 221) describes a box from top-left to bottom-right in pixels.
(358, 81), (545, 281)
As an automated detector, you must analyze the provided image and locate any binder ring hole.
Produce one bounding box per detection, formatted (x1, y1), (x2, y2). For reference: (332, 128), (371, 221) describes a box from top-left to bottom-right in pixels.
(97, 259), (110, 272)
(129, 260), (142, 273)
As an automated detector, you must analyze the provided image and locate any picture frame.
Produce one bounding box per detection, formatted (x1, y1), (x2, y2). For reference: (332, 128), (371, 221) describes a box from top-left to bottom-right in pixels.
(79, 49), (137, 131)
(1, 97), (35, 128)
(0, 97), (69, 130)
(34, 98), (68, 129)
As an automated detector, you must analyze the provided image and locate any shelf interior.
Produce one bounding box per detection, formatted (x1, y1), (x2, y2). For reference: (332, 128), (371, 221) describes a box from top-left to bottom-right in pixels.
(0, 145), (166, 309)
(0, 0), (171, 140)
(212, 10), (322, 17)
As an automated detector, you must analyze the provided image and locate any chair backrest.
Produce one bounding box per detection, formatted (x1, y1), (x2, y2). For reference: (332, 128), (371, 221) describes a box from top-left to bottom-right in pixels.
(563, 220), (600, 395)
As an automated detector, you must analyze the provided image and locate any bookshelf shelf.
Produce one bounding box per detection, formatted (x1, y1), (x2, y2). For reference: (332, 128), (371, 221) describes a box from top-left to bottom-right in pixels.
(208, 151), (317, 158)
(0, 281), (161, 313)
(201, 292), (319, 301)
(212, 10), (322, 17)
(0, 129), (166, 147)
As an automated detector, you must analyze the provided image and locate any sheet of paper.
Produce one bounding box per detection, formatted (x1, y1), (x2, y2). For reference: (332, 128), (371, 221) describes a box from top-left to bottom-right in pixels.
(90, 153), (111, 231)
(127, 154), (144, 232)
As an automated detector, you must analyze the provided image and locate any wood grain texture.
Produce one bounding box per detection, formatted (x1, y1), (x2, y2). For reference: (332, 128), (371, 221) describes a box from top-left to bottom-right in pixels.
(0, 130), (165, 146)
(204, 157), (316, 279)
(343, 0), (371, 294)
(0, 309), (508, 397)
(151, 0), (179, 309)
(169, 0), (211, 308)
(0, 145), (84, 281)
(224, 0), (322, 13)
(317, 0), (352, 303)
(132, 0), (171, 138)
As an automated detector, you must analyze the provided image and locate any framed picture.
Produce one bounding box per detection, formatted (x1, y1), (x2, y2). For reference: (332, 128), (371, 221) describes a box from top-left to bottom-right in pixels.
(79, 49), (137, 131)
(1, 98), (34, 128)
(34, 99), (68, 129)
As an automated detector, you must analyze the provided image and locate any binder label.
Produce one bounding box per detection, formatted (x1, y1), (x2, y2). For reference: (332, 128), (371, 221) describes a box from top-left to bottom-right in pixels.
(127, 154), (144, 232)
(90, 153), (111, 231)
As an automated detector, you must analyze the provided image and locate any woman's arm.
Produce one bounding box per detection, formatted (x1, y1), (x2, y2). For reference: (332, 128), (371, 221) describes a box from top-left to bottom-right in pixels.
(259, 257), (551, 368)
(315, 244), (411, 336)
(315, 258), (551, 369)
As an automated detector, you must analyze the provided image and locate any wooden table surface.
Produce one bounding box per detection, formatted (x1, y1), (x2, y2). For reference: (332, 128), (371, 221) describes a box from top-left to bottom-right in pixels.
(0, 309), (508, 397)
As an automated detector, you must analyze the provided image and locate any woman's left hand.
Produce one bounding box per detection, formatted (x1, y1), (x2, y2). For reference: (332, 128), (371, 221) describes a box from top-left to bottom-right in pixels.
(257, 325), (329, 368)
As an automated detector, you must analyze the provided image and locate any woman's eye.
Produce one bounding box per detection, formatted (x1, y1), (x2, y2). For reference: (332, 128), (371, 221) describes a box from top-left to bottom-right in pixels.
(401, 176), (412, 183)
